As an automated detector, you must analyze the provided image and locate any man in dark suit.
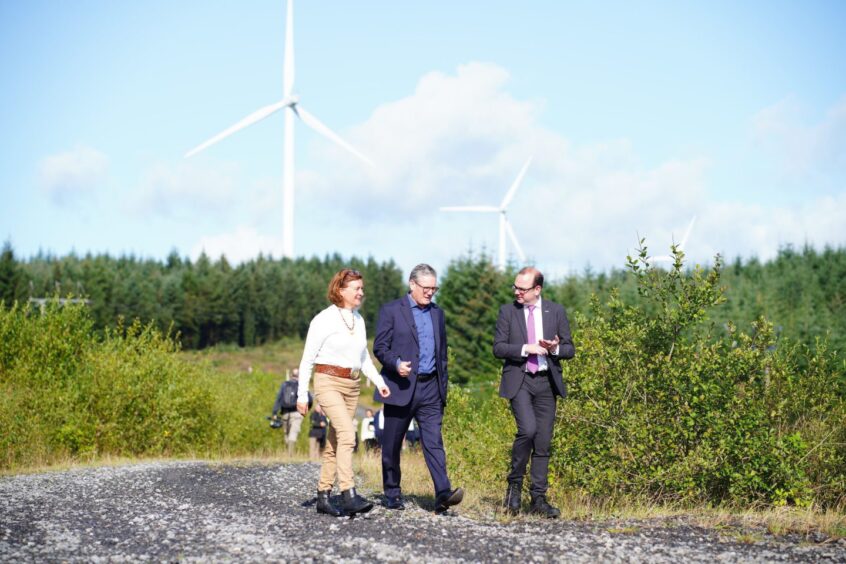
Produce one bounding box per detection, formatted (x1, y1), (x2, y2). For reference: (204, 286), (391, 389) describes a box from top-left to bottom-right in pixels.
(493, 266), (575, 518)
(373, 263), (463, 513)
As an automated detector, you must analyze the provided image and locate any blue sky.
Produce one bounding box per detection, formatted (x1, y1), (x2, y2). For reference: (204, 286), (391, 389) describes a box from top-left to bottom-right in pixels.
(2, 1), (844, 278)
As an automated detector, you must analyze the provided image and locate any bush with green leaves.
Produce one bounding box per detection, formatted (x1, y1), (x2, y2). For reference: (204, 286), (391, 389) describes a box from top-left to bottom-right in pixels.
(0, 300), (220, 469)
(551, 243), (845, 507)
(442, 382), (514, 491)
(437, 244), (844, 509)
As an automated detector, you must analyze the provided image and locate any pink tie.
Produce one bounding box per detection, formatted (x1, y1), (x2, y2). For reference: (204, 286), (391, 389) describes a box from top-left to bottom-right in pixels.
(526, 305), (538, 374)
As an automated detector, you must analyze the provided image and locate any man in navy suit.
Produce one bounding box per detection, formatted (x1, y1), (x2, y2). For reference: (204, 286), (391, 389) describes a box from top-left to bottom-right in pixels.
(493, 266), (575, 518)
(373, 263), (463, 513)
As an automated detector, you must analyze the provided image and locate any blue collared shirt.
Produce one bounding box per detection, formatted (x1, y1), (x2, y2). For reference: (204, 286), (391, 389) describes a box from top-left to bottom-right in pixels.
(407, 293), (436, 374)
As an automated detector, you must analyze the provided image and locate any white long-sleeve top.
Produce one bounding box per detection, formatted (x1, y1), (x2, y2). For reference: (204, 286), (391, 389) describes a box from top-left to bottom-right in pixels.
(297, 304), (386, 403)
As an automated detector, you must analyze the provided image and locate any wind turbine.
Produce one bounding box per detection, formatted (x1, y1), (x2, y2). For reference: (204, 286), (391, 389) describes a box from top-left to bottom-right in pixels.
(184, 0), (374, 259)
(440, 157), (533, 270)
(648, 215), (697, 264)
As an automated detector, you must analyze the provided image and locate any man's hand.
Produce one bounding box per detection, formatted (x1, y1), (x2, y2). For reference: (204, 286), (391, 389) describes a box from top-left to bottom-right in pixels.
(397, 360), (412, 377)
(525, 344), (549, 356)
(378, 386), (391, 398)
(539, 335), (560, 353)
(296, 402), (309, 416)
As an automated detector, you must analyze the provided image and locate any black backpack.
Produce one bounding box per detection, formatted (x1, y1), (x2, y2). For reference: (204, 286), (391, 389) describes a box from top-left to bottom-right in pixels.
(279, 380), (298, 410)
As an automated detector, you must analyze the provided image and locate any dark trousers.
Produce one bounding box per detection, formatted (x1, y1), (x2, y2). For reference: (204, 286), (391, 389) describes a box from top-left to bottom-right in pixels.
(508, 372), (557, 496)
(382, 376), (451, 498)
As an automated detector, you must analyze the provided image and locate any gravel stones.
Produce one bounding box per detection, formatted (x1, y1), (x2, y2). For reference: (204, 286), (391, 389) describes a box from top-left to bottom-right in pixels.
(1, 461), (843, 562)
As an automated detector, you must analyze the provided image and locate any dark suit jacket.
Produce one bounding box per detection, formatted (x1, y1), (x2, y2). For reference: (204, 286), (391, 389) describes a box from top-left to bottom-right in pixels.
(373, 295), (449, 407)
(493, 298), (575, 399)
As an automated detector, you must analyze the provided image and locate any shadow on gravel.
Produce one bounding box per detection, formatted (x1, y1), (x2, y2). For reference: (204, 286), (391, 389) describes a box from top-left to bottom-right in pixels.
(401, 493), (437, 512)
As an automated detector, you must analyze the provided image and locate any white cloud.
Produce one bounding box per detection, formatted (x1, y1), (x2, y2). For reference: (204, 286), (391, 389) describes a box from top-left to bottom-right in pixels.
(176, 65), (845, 277)
(132, 161), (240, 218)
(752, 95), (846, 176)
(191, 226), (282, 264)
(38, 146), (109, 206)
(292, 65), (846, 276)
(297, 62), (712, 274)
(303, 62), (544, 216)
(692, 193), (846, 266)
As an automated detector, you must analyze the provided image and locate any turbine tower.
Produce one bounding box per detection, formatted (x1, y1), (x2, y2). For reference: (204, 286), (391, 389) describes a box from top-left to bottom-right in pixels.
(185, 0), (374, 259)
(648, 215), (697, 264)
(440, 156), (533, 270)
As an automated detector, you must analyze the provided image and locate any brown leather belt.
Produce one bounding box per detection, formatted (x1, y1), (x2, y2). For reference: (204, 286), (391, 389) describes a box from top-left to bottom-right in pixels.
(314, 363), (359, 379)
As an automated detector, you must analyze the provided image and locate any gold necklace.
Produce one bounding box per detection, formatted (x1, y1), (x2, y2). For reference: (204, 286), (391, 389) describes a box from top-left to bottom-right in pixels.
(338, 307), (355, 335)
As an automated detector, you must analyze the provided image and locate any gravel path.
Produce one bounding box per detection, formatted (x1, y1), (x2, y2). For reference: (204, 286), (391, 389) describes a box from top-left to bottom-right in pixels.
(1, 461), (844, 562)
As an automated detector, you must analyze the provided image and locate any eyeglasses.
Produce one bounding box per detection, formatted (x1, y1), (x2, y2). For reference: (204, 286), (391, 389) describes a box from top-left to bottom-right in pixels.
(413, 281), (440, 294)
(512, 284), (536, 294)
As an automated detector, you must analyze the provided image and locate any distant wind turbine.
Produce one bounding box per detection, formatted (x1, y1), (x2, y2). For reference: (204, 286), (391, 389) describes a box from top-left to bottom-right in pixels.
(648, 215), (697, 264)
(440, 157), (533, 270)
(184, 0), (374, 259)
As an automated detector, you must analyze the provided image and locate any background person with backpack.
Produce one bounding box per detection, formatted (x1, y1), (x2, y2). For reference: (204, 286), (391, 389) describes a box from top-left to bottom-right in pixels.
(309, 403), (328, 460)
(270, 368), (305, 456)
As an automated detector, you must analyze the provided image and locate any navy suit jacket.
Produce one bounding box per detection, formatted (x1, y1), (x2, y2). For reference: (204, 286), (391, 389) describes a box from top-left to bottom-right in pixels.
(493, 299), (575, 399)
(373, 295), (449, 407)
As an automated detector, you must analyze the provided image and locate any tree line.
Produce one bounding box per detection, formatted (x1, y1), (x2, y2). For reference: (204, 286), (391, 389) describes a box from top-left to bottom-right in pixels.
(1, 241), (845, 385)
(0, 244), (405, 349)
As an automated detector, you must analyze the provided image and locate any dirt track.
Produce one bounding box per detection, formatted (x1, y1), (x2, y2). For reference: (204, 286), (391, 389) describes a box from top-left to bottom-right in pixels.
(1, 461), (844, 562)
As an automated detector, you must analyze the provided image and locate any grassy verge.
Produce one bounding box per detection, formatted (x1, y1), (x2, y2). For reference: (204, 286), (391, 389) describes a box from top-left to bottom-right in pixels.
(355, 448), (846, 540)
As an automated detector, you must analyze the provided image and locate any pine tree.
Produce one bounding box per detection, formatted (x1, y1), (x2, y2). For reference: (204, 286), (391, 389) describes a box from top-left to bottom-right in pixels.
(0, 241), (24, 307)
(437, 253), (514, 387)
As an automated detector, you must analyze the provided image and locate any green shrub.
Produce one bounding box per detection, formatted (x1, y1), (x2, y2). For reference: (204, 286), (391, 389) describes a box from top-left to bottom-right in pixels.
(0, 301), (219, 469)
(443, 383), (514, 494)
(440, 244), (845, 509)
(552, 245), (846, 507)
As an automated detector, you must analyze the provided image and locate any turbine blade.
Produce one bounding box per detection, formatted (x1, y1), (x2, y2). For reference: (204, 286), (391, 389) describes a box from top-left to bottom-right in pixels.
(296, 105), (375, 168)
(678, 215), (697, 250)
(283, 0), (294, 98)
(500, 155), (534, 209)
(439, 206), (499, 212)
(504, 218), (526, 262)
(185, 99), (290, 158)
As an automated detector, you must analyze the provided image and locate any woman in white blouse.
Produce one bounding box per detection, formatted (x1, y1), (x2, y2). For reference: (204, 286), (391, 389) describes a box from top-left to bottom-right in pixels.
(296, 268), (391, 517)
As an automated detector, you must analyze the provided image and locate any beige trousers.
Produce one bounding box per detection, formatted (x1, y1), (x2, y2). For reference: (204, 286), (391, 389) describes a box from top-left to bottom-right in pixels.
(313, 372), (360, 491)
(281, 410), (304, 456)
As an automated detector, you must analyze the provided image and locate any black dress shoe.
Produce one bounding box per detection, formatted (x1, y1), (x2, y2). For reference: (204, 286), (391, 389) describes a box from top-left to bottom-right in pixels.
(341, 487), (374, 516)
(434, 487), (464, 513)
(316, 490), (343, 517)
(503, 481), (522, 516)
(528, 494), (560, 519)
(384, 495), (405, 510)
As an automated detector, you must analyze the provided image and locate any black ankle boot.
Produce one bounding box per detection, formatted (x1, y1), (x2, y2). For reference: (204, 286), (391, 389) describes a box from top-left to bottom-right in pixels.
(528, 494), (560, 518)
(504, 481), (522, 516)
(341, 487), (374, 516)
(316, 490), (342, 517)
